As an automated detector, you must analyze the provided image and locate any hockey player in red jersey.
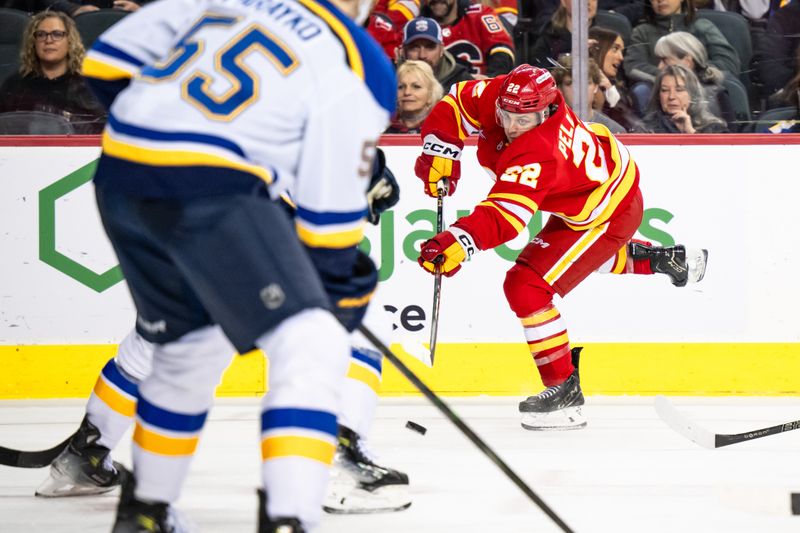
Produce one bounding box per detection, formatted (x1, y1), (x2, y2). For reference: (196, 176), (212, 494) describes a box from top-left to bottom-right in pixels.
(415, 64), (707, 430)
(421, 0), (514, 76)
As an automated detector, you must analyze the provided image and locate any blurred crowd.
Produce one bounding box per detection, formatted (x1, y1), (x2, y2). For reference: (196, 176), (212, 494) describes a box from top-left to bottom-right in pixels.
(0, 0), (798, 135)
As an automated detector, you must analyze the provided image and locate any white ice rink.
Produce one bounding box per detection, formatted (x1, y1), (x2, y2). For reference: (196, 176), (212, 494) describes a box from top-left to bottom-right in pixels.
(2, 396), (800, 533)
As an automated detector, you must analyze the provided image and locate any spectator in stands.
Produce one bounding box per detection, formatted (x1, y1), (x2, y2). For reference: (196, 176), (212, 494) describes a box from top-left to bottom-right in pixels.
(368, 0), (421, 60)
(420, 0), (515, 77)
(625, 0), (741, 84)
(0, 10), (105, 133)
(654, 31), (737, 128)
(4, 0), (98, 16)
(694, 0), (770, 25)
(385, 60), (443, 133)
(638, 64), (729, 132)
(480, 0), (518, 34)
(760, 46), (800, 133)
(551, 54), (626, 133)
(600, 0), (645, 26)
(589, 25), (645, 131)
(398, 16), (474, 92)
(752, 0), (800, 104)
(525, 0), (598, 68)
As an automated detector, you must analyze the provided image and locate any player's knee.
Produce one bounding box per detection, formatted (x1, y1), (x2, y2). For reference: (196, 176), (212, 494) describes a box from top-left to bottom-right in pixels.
(503, 265), (554, 317)
(259, 308), (350, 393)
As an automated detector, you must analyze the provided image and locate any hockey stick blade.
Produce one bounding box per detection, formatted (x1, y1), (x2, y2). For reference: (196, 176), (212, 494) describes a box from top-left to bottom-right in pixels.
(0, 433), (73, 468)
(655, 395), (800, 449)
(358, 324), (574, 533)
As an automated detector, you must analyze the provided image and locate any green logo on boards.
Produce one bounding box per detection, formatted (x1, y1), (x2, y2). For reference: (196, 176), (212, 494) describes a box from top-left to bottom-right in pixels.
(38, 165), (676, 290)
(39, 160), (124, 293)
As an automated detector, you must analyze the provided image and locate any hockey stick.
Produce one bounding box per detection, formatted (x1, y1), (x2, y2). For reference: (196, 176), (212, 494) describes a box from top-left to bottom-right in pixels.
(0, 433), (73, 468)
(428, 178), (449, 365)
(655, 395), (800, 449)
(358, 324), (574, 533)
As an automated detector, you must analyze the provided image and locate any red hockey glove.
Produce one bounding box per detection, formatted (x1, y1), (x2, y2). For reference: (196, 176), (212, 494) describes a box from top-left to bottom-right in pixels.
(417, 227), (477, 277)
(414, 131), (463, 197)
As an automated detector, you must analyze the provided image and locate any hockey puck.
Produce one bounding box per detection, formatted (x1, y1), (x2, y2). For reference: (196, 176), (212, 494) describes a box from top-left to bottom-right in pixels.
(405, 420), (427, 435)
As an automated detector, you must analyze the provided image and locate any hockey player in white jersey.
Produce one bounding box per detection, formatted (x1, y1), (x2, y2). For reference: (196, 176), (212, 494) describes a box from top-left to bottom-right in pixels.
(79, 0), (397, 529)
(35, 163), (411, 515)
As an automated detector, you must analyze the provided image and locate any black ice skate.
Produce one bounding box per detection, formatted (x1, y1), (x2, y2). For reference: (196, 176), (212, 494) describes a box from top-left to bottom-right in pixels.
(628, 242), (708, 287)
(323, 425), (411, 514)
(519, 347), (587, 431)
(35, 416), (123, 497)
(257, 489), (306, 533)
(111, 468), (188, 533)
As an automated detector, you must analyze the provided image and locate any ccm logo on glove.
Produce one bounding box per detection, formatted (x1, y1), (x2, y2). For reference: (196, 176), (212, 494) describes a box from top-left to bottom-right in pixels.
(415, 132), (464, 197)
(417, 227), (476, 277)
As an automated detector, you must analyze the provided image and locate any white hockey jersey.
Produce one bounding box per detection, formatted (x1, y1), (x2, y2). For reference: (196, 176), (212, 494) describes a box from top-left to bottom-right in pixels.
(83, 0), (396, 250)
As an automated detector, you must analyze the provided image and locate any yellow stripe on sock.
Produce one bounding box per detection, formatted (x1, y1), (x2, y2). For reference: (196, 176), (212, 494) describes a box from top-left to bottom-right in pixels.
(347, 362), (381, 393)
(260, 435), (336, 465)
(133, 423), (199, 456)
(93, 376), (136, 417)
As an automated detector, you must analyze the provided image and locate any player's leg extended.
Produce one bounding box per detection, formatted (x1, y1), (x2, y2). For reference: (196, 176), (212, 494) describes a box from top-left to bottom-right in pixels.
(597, 239), (708, 287)
(325, 302), (411, 514)
(508, 193), (643, 430)
(36, 330), (153, 497)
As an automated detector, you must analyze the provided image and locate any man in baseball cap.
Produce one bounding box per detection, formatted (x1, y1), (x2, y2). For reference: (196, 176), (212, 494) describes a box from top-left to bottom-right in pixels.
(400, 16), (473, 92)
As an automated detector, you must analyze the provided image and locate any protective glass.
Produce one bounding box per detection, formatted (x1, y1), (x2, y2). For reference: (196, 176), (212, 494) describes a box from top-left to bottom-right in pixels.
(33, 30), (67, 42)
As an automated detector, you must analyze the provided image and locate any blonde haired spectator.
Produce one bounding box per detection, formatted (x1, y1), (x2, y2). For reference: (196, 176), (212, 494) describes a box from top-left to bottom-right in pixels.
(385, 59), (443, 133)
(0, 10), (105, 133)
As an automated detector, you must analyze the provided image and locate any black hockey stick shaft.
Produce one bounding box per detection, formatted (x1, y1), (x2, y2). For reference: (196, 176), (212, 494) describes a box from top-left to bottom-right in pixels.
(358, 324), (574, 533)
(0, 433), (73, 468)
(428, 179), (448, 364)
(715, 419), (800, 447)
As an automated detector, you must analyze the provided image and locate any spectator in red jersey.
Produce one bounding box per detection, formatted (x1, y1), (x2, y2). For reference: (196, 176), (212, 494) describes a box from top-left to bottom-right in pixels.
(420, 0), (515, 77)
(385, 59), (443, 133)
(637, 64), (729, 133)
(0, 10), (105, 133)
(398, 16), (474, 92)
(368, 0), (422, 60)
(588, 26), (646, 132)
(412, 64), (707, 430)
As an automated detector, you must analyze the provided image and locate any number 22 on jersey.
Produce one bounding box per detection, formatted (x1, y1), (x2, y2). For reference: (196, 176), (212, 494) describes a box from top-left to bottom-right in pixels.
(140, 13), (299, 120)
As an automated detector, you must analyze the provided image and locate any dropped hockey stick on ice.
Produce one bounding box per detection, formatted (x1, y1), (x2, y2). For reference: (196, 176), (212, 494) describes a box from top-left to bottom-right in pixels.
(655, 395), (800, 449)
(359, 324), (574, 533)
(0, 433), (73, 468)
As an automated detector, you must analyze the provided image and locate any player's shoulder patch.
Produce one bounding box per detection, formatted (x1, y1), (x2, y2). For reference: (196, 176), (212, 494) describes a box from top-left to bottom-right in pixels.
(295, 0), (396, 114)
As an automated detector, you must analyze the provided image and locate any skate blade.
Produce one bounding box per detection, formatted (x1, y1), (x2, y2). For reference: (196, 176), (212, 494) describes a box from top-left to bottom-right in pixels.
(687, 248), (708, 284)
(35, 473), (118, 498)
(323, 484), (411, 514)
(520, 406), (587, 431)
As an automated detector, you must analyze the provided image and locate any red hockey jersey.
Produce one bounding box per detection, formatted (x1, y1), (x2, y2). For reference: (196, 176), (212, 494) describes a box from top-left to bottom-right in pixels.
(439, 4), (514, 75)
(421, 78), (640, 251)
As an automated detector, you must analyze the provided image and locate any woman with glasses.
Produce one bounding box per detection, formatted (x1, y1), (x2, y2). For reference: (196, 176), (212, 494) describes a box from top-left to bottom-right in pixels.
(0, 10), (105, 134)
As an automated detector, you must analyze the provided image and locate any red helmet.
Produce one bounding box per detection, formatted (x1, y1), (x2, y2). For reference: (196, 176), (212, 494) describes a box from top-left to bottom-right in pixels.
(496, 64), (558, 114)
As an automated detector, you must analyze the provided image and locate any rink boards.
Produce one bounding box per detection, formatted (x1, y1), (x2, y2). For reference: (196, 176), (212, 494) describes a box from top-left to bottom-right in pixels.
(1, 134), (800, 398)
